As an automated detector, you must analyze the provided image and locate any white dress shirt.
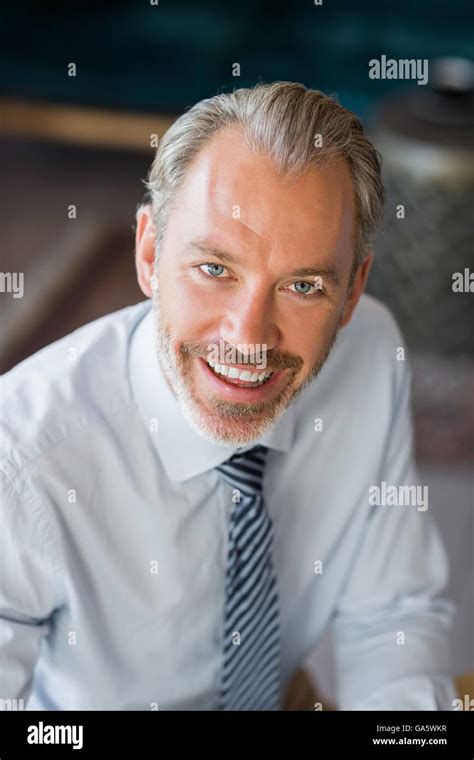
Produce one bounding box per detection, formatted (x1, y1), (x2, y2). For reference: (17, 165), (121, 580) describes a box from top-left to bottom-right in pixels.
(0, 295), (457, 710)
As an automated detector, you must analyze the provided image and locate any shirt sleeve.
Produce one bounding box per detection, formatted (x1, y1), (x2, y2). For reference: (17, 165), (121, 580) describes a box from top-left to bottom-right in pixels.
(331, 352), (458, 710)
(0, 467), (64, 707)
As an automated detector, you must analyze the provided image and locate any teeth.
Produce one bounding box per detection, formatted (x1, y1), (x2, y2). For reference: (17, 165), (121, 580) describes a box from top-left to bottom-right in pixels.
(207, 360), (273, 384)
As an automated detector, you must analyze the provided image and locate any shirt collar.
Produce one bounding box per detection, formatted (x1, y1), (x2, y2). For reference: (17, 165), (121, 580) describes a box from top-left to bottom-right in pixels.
(128, 301), (295, 482)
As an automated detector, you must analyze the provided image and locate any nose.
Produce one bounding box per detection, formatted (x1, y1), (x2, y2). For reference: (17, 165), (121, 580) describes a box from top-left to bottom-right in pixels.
(219, 287), (280, 354)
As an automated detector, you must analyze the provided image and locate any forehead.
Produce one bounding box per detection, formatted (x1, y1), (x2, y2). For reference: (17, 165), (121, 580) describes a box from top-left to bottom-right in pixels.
(167, 126), (355, 260)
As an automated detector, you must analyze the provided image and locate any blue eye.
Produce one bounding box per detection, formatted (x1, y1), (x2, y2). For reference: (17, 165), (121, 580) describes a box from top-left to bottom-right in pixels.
(200, 263), (226, 277)
(288, 281), (323, 298)
(293, 282), (312, 294)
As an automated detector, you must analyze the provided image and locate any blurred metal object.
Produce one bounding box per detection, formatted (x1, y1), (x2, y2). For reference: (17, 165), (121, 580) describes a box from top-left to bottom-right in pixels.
(368, 56), (474, 356)
(431, 56), (474, 94)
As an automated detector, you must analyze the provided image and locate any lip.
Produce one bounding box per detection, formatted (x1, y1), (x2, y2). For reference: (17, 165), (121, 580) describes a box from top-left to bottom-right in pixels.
(197, 357), (287, 403)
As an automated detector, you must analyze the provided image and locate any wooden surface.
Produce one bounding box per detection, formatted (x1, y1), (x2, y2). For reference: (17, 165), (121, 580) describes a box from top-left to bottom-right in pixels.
(0, 99), (175, 151)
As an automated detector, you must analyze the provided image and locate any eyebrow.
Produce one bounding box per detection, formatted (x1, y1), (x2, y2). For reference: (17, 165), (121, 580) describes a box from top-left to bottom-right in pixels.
(184, 239), (341, 286)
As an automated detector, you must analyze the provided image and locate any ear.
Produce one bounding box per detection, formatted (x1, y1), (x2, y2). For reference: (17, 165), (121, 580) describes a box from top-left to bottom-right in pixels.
(339, 250), (374, 329)
(135, 205), (158, 298)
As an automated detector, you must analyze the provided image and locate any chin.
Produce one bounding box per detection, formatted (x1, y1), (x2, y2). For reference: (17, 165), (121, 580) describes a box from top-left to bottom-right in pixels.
(180, 398), (282, 447)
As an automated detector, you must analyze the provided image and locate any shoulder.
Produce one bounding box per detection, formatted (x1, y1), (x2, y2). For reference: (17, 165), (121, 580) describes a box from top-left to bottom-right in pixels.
(343, 292), (406, 350)
(333, 293), (408, 376)
(0, 300), (151, 480)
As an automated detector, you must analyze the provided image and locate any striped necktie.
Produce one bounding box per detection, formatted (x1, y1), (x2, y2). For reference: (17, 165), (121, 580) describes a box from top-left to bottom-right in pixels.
(216, 445), (281, 710)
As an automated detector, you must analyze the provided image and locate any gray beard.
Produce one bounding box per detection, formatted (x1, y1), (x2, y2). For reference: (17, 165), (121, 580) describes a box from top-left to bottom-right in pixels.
(150, 287), (343, 447)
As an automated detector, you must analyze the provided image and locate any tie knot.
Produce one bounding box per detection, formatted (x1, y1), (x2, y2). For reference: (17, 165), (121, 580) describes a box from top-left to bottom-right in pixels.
(216, 445), (268, 498)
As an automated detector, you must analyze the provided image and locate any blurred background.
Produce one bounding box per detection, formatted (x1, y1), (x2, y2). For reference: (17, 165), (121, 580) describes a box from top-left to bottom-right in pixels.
(0, 0), (472, 707)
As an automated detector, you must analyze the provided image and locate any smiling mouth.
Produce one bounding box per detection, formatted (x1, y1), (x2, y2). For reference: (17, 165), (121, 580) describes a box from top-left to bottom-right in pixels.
(206, 358), (275, 388)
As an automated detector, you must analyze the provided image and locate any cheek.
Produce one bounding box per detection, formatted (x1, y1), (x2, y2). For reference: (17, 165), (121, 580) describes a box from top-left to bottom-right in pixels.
(159, 272), (218, 335)
(279, 306), (338, 365)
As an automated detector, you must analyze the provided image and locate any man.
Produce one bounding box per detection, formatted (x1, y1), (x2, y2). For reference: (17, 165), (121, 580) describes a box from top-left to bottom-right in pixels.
(1, 82), (456, 710)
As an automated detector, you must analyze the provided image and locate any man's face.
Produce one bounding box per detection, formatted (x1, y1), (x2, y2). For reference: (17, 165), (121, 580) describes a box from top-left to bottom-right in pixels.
(136, 127), (371, 447)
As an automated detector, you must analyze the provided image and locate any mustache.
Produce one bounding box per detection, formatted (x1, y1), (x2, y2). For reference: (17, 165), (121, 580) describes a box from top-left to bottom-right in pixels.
(180, 340), (303, 372)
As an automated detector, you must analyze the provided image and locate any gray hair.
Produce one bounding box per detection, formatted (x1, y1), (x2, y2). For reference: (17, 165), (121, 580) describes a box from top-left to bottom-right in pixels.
(144, 81), (384, 278)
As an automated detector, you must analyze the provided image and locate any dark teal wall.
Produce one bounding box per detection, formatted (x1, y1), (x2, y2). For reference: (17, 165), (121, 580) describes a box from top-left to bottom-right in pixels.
(1, 0), (471, 117)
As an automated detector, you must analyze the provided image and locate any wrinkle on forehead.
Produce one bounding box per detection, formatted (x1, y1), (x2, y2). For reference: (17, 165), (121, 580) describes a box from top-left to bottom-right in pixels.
(168, 125), (355, 269)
